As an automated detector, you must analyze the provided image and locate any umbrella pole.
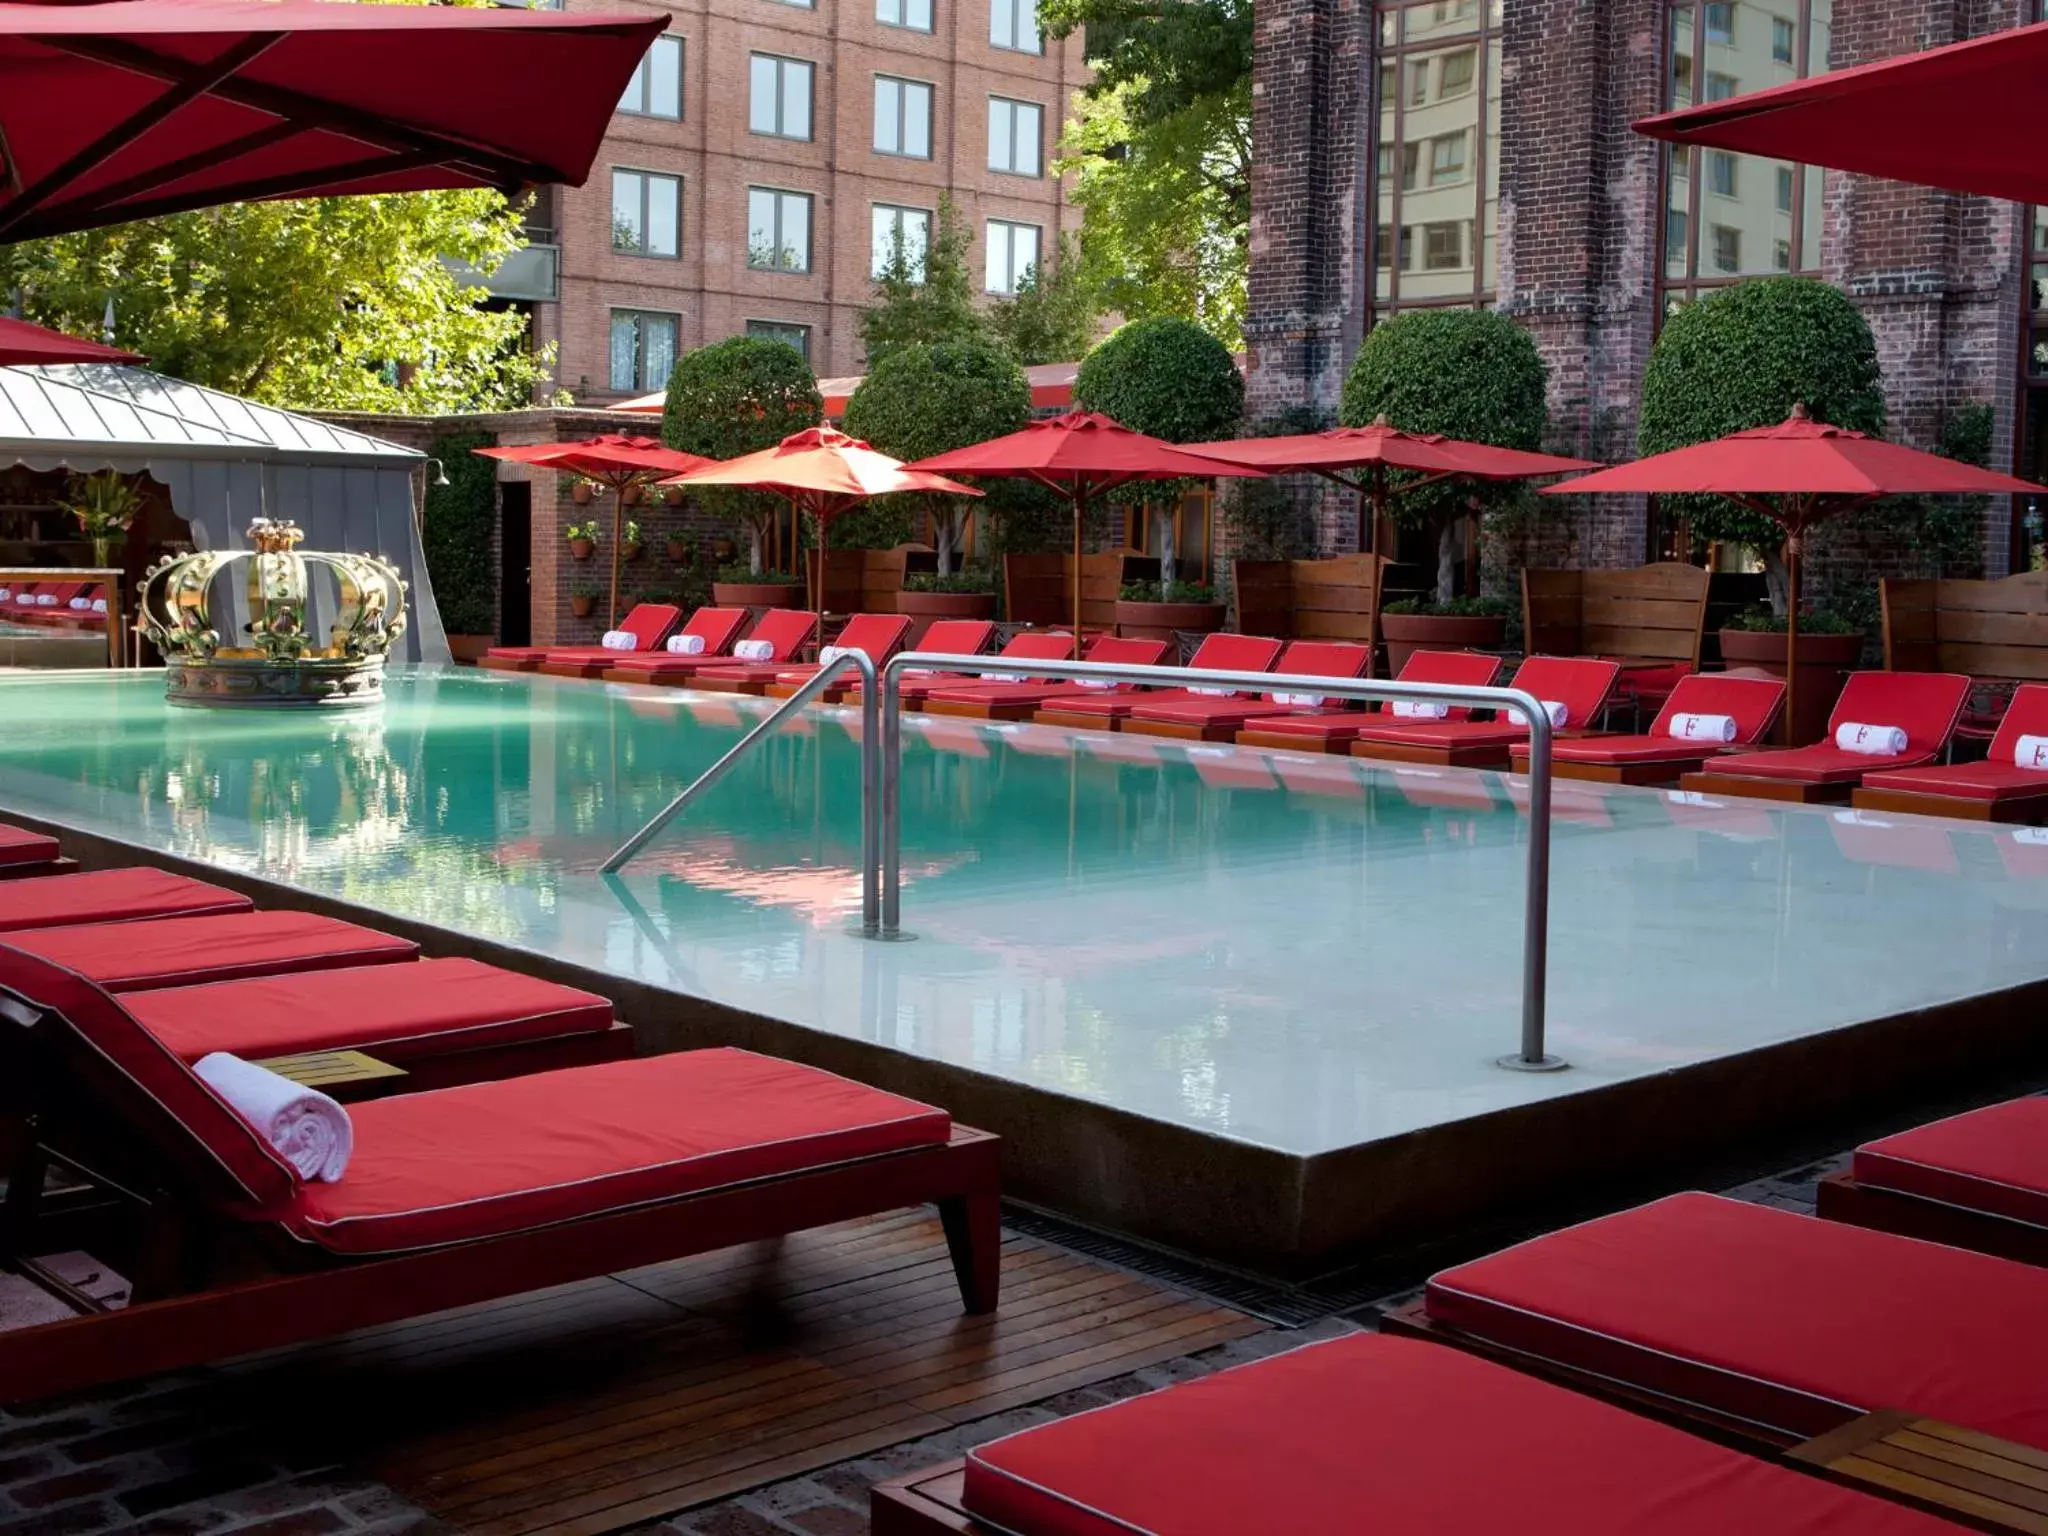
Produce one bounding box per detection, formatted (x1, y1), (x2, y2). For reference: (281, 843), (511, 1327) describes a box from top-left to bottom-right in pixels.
(1784, 532), (1801, 746)
(1071, 487), (1085, 645)
(608, 483), (625, 630)
(814, 496), (826, 656)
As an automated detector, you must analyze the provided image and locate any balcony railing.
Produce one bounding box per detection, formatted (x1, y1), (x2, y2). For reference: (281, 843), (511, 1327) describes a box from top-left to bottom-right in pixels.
(444, 233), (560, 303)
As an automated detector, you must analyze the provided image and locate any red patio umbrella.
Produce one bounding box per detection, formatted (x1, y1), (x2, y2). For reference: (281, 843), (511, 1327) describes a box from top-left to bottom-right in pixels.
(1546, 405), (2041, 735)
(476, 435), (713, 631)
(1632, 20), (2048, 208)
(908, 411), (1265, 643)
(0, 315), (143, 367)
(1183, 416), (1599, 552)
(665, 427), (982, 639)
(0, 0), (665, 242)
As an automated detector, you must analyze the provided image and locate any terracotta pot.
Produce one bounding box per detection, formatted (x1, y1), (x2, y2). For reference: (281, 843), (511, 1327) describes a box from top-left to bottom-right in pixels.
(622, 485), (642, 506)
(1113, 599), (1226, 643)
(713, 581), (803, 608)
(445, 633), (493, 664)
(666, 539), (690, 563)
(1717, 627), (1863, 745)
(622, 542), (644, 563)
(569, 537), (595, 561)
(664, 487), (685, 507)
(571, 482), (593, 505)
(570, 594), (597, 618)
(1379, 612), (1509, 676)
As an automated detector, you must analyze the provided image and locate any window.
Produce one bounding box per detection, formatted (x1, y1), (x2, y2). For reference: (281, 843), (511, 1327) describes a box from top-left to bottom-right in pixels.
(609, 311), (677, 392)
(1707, 151), (1736, 197)
(1439, 48), (1475, 96)
(1408, 59), (1428, 105)
(1375, 224), (1414, 270)
(1665, 209), (1689, 270)
(1429, 132), (1467, 185)
(872, 204), (932, 279)
(747, 320), (811, 361)
(874, 77), (933, 158)
(1423, 221), (1464, 270)
(1704, 2), (1733, 41)
(747, 187), (812, 272)
(618, 35), (682, 118)
(1705, 70), (1739, 101)
(1773, 239), (1792, 271)
(1711, 224), (1741, 273)
(878, 0), (933, 29)
(987, 97), (1043, 176)
(611, 169), (680, 258)
(990, 0), (1041, 52)
(1771, 16), (1795, 62)
(985, 219), (1040, 294)
(749, 55), (813, 140)
(1776, 164), (1795, 212)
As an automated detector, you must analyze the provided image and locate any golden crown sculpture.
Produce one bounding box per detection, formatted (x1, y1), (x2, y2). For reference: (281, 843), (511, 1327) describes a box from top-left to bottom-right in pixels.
(138, 518), (408, 709)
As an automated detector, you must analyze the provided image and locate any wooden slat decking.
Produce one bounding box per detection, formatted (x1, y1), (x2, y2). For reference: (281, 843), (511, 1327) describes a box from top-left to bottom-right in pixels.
(226, 1212), (1263, 1536)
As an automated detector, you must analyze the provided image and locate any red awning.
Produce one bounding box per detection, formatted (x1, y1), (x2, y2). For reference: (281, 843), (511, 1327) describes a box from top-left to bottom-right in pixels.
(1634, 20), (2048, 207)
(0, 315), (144, 367)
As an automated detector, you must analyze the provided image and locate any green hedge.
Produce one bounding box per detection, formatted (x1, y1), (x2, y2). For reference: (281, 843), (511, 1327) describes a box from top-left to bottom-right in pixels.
(422, 430), (497, 636)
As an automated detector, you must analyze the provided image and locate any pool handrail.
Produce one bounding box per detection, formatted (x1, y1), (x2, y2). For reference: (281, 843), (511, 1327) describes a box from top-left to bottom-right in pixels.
(600, 651), (883, 938)
(876, 651), (1566, 1073)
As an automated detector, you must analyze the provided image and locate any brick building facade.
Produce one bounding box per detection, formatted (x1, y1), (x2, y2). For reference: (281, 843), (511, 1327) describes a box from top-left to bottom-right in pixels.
(1246, 0), (2045, 579)
(525, 0), (1085, 398)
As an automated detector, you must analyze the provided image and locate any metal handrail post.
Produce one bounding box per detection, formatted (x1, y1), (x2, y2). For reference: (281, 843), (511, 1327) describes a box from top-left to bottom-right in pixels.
(875, 651), (1565, 1070)
(600, 651), (878, 876)
(858, 663), (881, 936)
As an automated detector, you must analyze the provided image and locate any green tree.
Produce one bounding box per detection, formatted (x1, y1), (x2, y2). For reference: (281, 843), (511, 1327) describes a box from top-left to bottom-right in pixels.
(987, 233), (1102, 364)
(844, 340), (1033, 573)
(1340, 308), (1549, 603)
(0, 194), (551, 412)
(858, 196), (991, 366)
(1637, 276), (1885, 610)
(663, 335), (823, 574)
(1075, 316), (1243, 586)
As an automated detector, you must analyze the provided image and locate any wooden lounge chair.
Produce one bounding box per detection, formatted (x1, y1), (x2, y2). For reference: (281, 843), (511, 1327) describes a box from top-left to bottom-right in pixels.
(922, 636), (1168, 721)
(870, 628), (1072, 711)
(0, 868), (251, 933)
(1506, 672), (1786, 785)
(6, 910), (419, 992)
(1034, 633), (1285, 732)
(1123, 641), (1371, 742)
(763, 614), (938, 704)
(873, 1332), (1952, 1536)
(1817, 1096), (2048, 1268)
(1349, 656), (1620, 768)
(1387, 1192), (2048, 1451)
(0, 966), (1001, 1402)
(0, 823), (73, 882)
(707, 612), (910, 698)
(1681, 671), (1973, 805)
(480, 602), (684, 673)
(605, 607), (815, 687)
(1234, 649), (1504, 753)
(1851, 682), (2048, 823)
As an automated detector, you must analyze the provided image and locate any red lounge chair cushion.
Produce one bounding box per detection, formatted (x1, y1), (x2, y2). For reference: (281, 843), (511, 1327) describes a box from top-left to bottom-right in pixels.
(0, 868), (252, 933)
(1426, 1192), (2048, 1444)
(6, 911), (418, 992)
(1235, 711), (1369, 740)
(0, 824), (59, 868)
(1859, 761), (2048, 802)
(1129, 697), (1292, 728)
(1522, 735), (1726, 766)
(1854, 1097), (2048, 1230)
(123, 956), (613, 1062)
(962, 1333), (1949, 1536)
(929, 681), (1116, 707)
(280, 1048), (949, 1254)
(1710, 744), (1933, 784)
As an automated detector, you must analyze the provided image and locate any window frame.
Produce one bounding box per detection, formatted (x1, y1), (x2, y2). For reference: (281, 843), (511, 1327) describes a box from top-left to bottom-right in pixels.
(986, 96), (1045, 177)
(746, 318), (813, 362)
(747, 186), (816, 274)
(608, 309), (680, 392)
(617, 33), (684, 120)
(877, 0), (935, 32)
(748, 53), (815, 142)
(874, 75), (935, 159)
(610, 167), (682, 260)
(984, 218), (1041, 295)
(989, 0), (1042, 55)
(871, 203), (934, 280)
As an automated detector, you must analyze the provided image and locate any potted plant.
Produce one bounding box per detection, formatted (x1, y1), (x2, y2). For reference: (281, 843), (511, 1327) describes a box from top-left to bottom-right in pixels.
(569, 584), (598, 619)
(621, 519), (644, 562)
(1114, 579), (1227, 641)
(663, 485), (685, 507)
(622, 484), (643, 507)
(62, 470), (143, 568)
(566, 520), (598, 560)
(897, 567), (998, 625)
(711, 561), (803, 608)
(1380, 594), (1511, 676)
(1718, 604), (1863, 744)
(569, 475), (595, 506)
(666, 532), (692, 563)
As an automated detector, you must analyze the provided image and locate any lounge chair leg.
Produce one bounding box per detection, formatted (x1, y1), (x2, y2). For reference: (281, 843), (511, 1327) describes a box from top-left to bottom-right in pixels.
(1, 1131), (47, 1262)
(937, 1191), (1001, 1314)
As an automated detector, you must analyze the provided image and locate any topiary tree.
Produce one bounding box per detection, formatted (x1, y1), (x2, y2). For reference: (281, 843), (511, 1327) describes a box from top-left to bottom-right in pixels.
(858, 196), (991, 367)
(1074, 315), (1243, 588)
(1637, 276), (1885, 612)
(843, 339), (1032, 575)
(1340, 307), (1548, 604)
(422, 430), (499, 636)
(663, 335), (822, 575)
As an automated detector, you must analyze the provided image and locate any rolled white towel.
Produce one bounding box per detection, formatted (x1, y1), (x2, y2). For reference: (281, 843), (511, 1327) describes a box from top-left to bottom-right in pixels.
(90, 598), (107, 613)
(1665, 711), (1738, 743)
(734, 638), (775, 661)
(34, 594), (56, 606)
(1538, 700), (1569, 729)
(1188, 685), (1237, 697)
(1391, 700), (1450, 719)
(1073, 678), (1118, 691)
(599, 629), (635, 651)
(1834, 721), (1908, 756)
(2014, 733), (2048, 772)
(193, 1053), (352, 1182)
(665, 632), (706, 655)
(68, 597), (89, 610)
(818, 645), (860, 667)
(0, 589), (11, 601)
(1271, 691), (1324, 707)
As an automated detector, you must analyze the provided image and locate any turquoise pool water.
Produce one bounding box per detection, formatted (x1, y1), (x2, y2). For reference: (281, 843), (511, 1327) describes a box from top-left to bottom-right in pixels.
(3, 667), (2045, 1155)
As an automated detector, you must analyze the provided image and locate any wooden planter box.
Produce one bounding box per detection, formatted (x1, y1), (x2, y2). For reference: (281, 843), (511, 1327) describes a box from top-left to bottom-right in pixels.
(1381, 612), (1507, 676)
(1718, 627), (1862, 745)
(445, 634), (493, 664)
(1114, 599), (1225, 643)
(713, 581), (803, 608)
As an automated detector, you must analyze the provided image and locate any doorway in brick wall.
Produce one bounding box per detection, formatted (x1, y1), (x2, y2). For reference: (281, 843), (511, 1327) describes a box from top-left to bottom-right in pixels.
(500, 482), (532, 647)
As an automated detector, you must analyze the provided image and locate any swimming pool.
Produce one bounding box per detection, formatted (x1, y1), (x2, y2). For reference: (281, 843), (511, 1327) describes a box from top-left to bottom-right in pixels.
(4, 667), (2045, 1165)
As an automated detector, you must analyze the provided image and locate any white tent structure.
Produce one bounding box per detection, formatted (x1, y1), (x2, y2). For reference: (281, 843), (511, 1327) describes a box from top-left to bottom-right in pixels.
(0, 364), (448, 664)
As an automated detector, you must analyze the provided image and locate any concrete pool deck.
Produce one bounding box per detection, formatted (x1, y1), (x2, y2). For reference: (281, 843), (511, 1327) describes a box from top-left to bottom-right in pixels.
(5, 668), (2048, 1271)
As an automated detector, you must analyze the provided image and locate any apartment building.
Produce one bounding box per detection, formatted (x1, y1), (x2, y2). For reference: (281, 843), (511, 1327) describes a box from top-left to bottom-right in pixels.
(500, 0), (1085, 398)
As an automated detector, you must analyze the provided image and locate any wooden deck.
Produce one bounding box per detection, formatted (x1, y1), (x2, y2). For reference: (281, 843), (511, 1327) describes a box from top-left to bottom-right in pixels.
(226, 1211), (1264, 1536)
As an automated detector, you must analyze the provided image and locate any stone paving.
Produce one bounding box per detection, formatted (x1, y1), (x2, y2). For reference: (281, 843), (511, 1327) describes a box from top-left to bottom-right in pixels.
(0, 1148), (1861, 1536)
